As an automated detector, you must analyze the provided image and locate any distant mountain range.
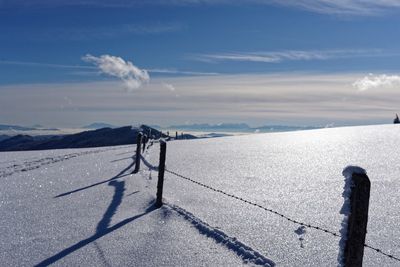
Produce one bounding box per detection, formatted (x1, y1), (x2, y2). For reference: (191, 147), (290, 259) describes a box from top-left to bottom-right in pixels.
(0, 125), (175, 152)
(0, 124), (37, 131)
(166, 123), (319, 133)
(168, 123), (250, 131)
(0, 124), (59, 131)
(82, 122), (116, 129)
(0, 135), (11, 142)
(0, 122), (320, 151)
(0, 122), (117, 132)
(0, 122), (320, 134)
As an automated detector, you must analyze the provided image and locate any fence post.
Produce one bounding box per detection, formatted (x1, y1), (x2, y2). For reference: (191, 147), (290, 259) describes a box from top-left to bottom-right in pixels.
(133, 132), (142, 173)
(344, 171), (371, 267)
(142, 134), (147, 153)
(156, 140), (166, 208)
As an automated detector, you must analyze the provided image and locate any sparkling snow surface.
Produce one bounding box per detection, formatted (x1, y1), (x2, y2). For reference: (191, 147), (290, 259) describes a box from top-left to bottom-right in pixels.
(1, 125), (400, 266)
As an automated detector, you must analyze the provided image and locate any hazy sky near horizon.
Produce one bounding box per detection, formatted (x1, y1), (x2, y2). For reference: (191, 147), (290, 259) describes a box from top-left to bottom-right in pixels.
(2, 1), (400, 127)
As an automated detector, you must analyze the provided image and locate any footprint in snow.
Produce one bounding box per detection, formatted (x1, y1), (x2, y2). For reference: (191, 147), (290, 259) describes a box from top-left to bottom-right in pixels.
(295, 226), (306, 248)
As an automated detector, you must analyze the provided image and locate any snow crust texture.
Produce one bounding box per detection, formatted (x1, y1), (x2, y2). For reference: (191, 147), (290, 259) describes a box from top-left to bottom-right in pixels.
(166, 203), (275, 266)
(0, 146), (122, 178)
(2, 124), (400, 266)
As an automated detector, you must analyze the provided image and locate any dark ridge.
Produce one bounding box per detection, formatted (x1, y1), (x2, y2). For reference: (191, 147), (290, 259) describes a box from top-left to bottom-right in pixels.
(0, 125), (170, 152)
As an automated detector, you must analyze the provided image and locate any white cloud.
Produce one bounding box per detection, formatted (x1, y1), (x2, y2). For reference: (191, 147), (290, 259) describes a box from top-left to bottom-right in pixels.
(0, 60), (219, 77)
(82, 54), (150, 91)
(162, 83), (176, 91)
(34, 23), (182, 41)
(0, 60), (95, 69)
(192, 49), (382, 63)
(353, 74), (400, 91)
(173, 0), (400, 15)
(148, 68), (219, 76)
(2, 73), (400, 127)
(194, 53), (280, 63)
(268, 0), (400, 15)
(4, 0), (400, 16)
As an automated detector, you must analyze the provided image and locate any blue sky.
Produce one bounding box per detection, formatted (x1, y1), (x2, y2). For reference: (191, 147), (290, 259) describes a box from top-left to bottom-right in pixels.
(2, 1), (400, 127)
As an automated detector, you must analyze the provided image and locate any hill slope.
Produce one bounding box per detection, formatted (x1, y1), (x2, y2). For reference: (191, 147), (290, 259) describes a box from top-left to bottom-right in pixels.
(0, 125), (168, 151)
(1, 124), (400, 266)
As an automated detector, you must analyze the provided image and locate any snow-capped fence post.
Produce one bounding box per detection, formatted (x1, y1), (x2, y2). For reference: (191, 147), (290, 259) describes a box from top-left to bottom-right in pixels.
(340, 167), (371, 267)
(133, 132), (142, 173)
(155, 140), (166, 208)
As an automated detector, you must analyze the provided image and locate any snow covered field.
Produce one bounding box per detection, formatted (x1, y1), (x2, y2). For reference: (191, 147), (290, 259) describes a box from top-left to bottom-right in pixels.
(1, 124), (400, 266)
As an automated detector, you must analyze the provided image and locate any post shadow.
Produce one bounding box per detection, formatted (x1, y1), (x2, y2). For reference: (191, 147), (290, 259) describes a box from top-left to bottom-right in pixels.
(96, 180), (125, 232)
(55, 155), (136, 198)
(36, 180), (156, 267)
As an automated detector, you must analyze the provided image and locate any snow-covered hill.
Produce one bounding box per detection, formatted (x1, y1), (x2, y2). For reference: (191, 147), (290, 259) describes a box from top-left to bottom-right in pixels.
(1, 124), (400, 266)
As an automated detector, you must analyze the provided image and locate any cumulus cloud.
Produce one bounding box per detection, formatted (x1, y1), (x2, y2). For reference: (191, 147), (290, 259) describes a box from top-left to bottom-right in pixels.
(82, 54), (149, 90)
(353, 74), (400, 91)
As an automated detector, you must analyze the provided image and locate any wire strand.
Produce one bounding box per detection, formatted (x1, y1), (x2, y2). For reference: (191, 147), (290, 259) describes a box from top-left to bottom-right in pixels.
(165, 168), (400, 262)
(165, 169), (339, 237)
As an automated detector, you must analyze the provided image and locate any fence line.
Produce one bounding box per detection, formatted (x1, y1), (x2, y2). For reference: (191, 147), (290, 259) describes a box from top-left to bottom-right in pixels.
(165, 169), (340, 237)
(163, 168), (400, 263)
(138, 136), (400, 263)
(363, 244), (400, 261)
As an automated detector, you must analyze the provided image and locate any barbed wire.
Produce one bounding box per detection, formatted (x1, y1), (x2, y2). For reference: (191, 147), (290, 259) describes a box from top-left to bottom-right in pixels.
(139, 138), (400, 262)
(165, 169), (339, 237)
(364, 244), (400, 261)
(164, 168), (400, 262)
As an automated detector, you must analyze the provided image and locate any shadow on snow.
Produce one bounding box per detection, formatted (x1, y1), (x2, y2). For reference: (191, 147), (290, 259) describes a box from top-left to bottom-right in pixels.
(54, 155), (136, 198)
(36, 179), (157, 267)
(165, 204), (275, 267)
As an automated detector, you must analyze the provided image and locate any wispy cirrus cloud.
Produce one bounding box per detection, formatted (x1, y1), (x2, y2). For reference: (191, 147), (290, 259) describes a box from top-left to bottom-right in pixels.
(191, 49), (385, 63)
(0, 60), (217, 77)
(268, 0), (400, 15)
(148, 68), (219, 76)
(82, 54), (150, 91)
(0, 60), (95, 69)
(353, 74), (400, 91)
(3, 72), (399, 127)
(2, 0), (400, 16)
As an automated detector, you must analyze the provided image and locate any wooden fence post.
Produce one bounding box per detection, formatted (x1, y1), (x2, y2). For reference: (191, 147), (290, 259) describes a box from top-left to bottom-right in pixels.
(155, 140), (166, 208)
(142, 134), (147, 153)
(133, 132), (142, 173)
(344, 172), (371, 267)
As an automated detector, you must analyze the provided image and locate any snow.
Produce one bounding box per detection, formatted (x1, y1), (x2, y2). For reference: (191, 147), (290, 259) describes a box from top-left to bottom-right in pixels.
(294, 226), (306, 248)
(1, 124), (400, 266)
(166, 203), (274, 266)
(338, 166), (367, 266)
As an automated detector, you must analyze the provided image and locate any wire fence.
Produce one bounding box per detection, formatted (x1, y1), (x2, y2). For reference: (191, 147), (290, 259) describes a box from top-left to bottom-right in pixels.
(164, 168), (400, 262)
(165, 169), (339, 237)
(138, 136), (400, 263)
